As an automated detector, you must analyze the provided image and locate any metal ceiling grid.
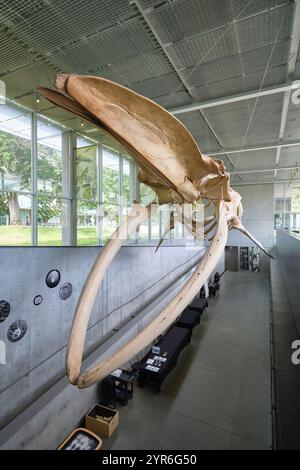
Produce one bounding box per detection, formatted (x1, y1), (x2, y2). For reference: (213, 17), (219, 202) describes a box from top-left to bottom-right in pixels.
(201, 93), (284, 146)
(130, 72), (185, 100)
(145, 0), (285, 45)
(237, 170), (275, 182)
(165, 5), (292, 72)
(0, 0), (48, 26)
(4, 63), (55, 100)
(16, 95), (51, 111)
(283, 100), (300, 142)
(0, 1), (135, 56)
(230, 174), (242, 184)
(166, 27), (238, 69)
(278, 146), (300, 166)
(0, 32), (36, 73)
(182, 39), (289, 89)
(275, 169), (295, 180)
(39, 106), (78, 124)
(138, 0), (164, 8)
(154, 90), (193, 108)
(178, 110), (222, 152)
(131, 76), (173, 98)
(49, 18), (158, 75)
(98, 51), (172, 86)
(190, 64), (287, 101)
(229, 149), (277, 170)
(235, 3), (293, 49)
(3, 62), (56, 99)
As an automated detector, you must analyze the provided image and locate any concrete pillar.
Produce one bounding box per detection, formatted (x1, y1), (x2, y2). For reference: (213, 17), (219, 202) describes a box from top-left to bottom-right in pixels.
(62, 131), (76, 246)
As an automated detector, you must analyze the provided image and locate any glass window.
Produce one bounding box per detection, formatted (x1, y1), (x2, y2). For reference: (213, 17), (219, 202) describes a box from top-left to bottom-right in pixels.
(37, 196), (68, 246)
(103, 148), (120, 204)
(139, 182), (156, 206)
(0, 105), (31, 192)
(76, 142), (99, 246)
(150, 210), (159, 240)
(274, 213), (283, 229)
(0, 97), (140, 246)
(122, 157), (136, 208)
(0, 194), (32, 245)
(0, 102), (32, 246)
(122, 157), (131, 208)
(275, 198), (284, 212)
(76, 144), (97, 201)
(161, 205), (172, 242)
(37, 117), (62, 195)
(292, 187), (300, 212)
(102, 203), (119, 243)
(102, 148), (120, 242)
(138, 219), (150, 241)
(77, 200), (99, 246)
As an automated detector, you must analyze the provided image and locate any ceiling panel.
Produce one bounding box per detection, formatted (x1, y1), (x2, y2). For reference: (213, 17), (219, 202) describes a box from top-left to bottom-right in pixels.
(276, 169), (296, 181)
(283, 98), (300, 142)
(178, 110), (222, 152)
(98, 51), (172, 86)
(48, 18), (157, 75)
(200, 93), (284, 148)
(230, 149), (277, 171)
(166, 5), (292, 71)
(155, 91), (193, 108)
(0, 0), (135, 55)
(192, 64), (287, 101)
(181, 39), (289, 90)
(4, 62), (56, 98)
(145, 0), (287, 45)
(279, 146), (300, 167)
(238, 170), (275, 183)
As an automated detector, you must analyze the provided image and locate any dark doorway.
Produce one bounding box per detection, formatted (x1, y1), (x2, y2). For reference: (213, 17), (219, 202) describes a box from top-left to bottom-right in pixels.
(225, 246), (239, 271)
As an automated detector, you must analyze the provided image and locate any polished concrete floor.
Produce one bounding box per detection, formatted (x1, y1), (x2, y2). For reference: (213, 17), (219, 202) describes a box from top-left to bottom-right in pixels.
(107, 271), (272, 450)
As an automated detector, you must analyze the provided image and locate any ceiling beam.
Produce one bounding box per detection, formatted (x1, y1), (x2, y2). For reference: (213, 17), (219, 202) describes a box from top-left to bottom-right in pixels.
(169, 83), (299, 115)
(208, 139), (300, 156)
(232, 179), (300, 186)
(232, 165), (300, 175)
(130, 0), (193, 99)
(274, 0), (300, 179)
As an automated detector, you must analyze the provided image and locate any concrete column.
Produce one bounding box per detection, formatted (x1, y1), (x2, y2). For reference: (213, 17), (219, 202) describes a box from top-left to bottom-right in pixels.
(97, 144), (103, 245)
(61, 131), (76, 246)
(31, 112), (37, 245)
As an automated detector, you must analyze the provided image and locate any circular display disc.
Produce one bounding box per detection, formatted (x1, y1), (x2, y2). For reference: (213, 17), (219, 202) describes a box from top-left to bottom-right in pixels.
(59, 282), (73, 300)
(46, 269), (61, 288)
(0, 300), (10, 322)
(7, 320), (28, 343)
(33, 295), (43, 306)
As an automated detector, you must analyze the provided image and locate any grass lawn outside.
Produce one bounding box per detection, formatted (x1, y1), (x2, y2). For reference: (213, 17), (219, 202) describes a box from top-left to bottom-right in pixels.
(0, 225), (100, 246)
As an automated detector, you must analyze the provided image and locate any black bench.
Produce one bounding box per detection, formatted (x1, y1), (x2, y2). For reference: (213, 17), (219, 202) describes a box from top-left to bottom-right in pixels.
(188, 297), (208, 315)
(176, 308), (201, 340)
(133, 326), (190, 392)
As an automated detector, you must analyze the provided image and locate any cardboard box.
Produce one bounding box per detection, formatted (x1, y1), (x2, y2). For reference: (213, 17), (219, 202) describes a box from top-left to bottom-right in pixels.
(85, 404), (119, 438)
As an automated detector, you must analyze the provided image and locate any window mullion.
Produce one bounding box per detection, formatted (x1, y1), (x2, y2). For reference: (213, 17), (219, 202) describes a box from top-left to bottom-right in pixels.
(31, 111), (38, 246)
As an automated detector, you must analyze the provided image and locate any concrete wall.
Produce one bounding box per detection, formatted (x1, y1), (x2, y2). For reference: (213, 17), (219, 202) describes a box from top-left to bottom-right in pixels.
(0, 244), (224, 449)
(225, 184), (274, 272)
(228, 184), (274, 250)
(277, 230), (300, 335)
